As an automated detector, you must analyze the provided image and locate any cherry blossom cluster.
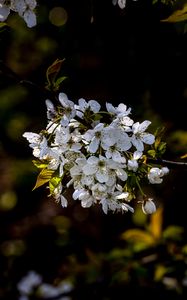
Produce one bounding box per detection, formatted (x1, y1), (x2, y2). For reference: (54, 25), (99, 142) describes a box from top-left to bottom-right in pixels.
(17, 270), (73, 299)
(23, 93), (169, 214)
(0, 0), (37, 27)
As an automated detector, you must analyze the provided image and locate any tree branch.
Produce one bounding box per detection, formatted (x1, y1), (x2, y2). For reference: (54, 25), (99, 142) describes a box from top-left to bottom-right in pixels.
(147, 158), (187, 168)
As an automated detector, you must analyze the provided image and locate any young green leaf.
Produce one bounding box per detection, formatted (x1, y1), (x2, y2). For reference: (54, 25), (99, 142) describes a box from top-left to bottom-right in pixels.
(32, 169), (55, 190)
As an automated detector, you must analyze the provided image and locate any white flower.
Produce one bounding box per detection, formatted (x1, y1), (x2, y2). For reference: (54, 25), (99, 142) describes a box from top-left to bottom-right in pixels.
(106, 102), (131, 117)
(17, 271), (42, 295)
(22, 132), (49, 159)
(131, 120), (155, 151)
(91, 183), (107, 200)
(75, 98), (101, 118)
(83, 123), (113, 153)
(59, 93), (76, 126)
(117, 0), (126, 9)
(45, 99), (56, 120)
(11, 0), (37, 28)
(101, 126), (131, 159)
(73, 188), (96, 207)
(127, 151), (142, 172)
(0, 2), (10, 21)
(148, 167), (169, 184)
(100, 190), (133, 214)
(142, 198), (156, 214)
(38, 283), (60, 297)
(108, 159), (128, 181)
(23, 9), (36, 27)
(82, 155), (109, 183)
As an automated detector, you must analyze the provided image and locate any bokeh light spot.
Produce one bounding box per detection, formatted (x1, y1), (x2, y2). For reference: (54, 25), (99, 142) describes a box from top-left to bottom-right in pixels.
(0, 191), (17, 211)
(49, 7), (68, 27)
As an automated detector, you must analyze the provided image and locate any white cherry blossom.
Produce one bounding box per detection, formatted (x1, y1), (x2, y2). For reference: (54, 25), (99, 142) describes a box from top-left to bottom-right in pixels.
(106, 102), (131, 117)
(128, 151), (142, 172)
(75, 98), (101, 118)
(131, 120), (155, 151)
(148, 167), (169, 184)
(58, 93), (76, 126)
(23, 92), (169, 214)
(17, 271), (42, 295)
(0, 1), (10, 21)
(83, 123), (114, 153)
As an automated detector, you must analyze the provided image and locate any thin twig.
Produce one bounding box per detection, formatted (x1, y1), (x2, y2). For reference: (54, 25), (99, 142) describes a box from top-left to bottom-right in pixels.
(147, 158), (187, 168)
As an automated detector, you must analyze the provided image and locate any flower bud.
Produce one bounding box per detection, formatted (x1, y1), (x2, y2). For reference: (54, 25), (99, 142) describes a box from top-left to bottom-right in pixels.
(142, 198), (156, 214)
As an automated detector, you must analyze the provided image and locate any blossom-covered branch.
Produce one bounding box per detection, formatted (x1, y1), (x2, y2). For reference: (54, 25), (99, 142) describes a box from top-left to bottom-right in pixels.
(23, 93), (170, 215)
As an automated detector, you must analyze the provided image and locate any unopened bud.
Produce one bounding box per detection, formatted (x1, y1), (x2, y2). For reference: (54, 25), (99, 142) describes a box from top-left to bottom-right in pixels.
(142, 198), (156, 214)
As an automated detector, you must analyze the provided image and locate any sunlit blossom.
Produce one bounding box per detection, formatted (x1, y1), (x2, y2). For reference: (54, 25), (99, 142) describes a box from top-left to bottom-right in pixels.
(23, 92), (169, 214)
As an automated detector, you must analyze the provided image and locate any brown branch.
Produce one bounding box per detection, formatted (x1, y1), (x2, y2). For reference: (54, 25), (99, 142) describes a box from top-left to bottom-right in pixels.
(147, 158), (187, 168)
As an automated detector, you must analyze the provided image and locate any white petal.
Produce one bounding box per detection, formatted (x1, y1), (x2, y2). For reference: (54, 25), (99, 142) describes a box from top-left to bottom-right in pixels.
(89, 100), (101, 113)
(23, 132), (40, 143)
(81, 175), (94, 186)
(117, 133), (131, 151)
(73, 189), (83, 200)
(162, 167), (169, 175)
(23, 9), (36, 27)
(112, 0), (118, 5)
(96, 169), (109, 183)
(81, 197), (93, 208)
(118, 0), (126, 9)
(132, 122), (140, 134)
(106, 173), (116, 186)
(25, 0), (37, 10)
(115, 192), (129, 200)
(133, 151), (142, 160)
(116, 169), (127, 181)
(139, 120), (151, 133)
(106, 102), (115, 114)
(87, 156), (98, 164)
(141, 133), (155, 145)
(89, 137), (100, 153)
(122, 203), (134, 213)
(112, 151), (126, 163)
(11, 0), (26, 14)
(83, 129), (94, 141)
(70, 165), (81, 176)
(100, 199), (108, 214)
(0, 6), (10, 21)
(59, 93), (69, 107)
(83, 164), (97, 175)
(131, 136), (144, 151)
(60, 195), (68, 207)
(78, 98), (87, 111)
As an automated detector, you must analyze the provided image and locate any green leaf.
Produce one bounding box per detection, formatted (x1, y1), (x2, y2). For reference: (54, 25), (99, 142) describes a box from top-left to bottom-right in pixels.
(32, 169), (55, 190)
(53, 76), (68, 91)
(32, 160), (48, 169)
(147, 149), (156, 158)
(49, 176), (62, 194)
(121, 229), (156, 251)
(161, 4), (187, 23)
(158, 142), (167, 154)
(163, 225), (184, 241)
(55, 76), (67, 86)
(0, 22), (7, 28)
(46, 58), (65, 90)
